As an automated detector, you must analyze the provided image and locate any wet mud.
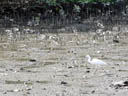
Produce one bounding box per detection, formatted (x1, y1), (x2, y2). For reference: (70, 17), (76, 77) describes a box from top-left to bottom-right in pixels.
(0, 26), (128, 96)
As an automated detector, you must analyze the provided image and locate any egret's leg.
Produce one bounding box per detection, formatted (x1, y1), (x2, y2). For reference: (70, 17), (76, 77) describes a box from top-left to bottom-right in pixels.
(93, 65), (98, 74)
(101, 66), (109, 74)
(86, 63), (88, 68)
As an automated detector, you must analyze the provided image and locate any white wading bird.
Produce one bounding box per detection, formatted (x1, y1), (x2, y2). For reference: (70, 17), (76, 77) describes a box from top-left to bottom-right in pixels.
(86, 55), (107, 74)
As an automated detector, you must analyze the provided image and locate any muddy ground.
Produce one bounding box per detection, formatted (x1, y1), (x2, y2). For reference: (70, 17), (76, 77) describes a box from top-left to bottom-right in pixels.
(0, 25), (128, 96)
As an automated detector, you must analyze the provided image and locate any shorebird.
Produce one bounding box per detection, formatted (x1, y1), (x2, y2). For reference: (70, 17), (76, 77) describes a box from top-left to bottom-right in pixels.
(86, 55), (107, 74)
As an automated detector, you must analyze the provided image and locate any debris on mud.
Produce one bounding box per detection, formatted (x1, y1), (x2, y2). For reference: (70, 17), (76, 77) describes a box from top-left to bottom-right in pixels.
(110, 80), (128, 89)
(29, 59), (37, 62)
(60, 81), (68, 85)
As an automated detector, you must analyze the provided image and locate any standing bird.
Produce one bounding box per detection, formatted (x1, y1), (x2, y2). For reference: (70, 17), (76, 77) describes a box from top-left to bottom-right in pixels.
(86, 55), (107, 74)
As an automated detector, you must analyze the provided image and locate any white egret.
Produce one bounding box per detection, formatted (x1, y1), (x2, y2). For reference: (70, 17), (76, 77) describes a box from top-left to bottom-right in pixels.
(86, 55), (107, 74)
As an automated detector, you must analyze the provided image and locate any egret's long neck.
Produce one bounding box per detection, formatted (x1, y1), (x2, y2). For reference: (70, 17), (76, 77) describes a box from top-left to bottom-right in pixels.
(88, 56), (91, 62)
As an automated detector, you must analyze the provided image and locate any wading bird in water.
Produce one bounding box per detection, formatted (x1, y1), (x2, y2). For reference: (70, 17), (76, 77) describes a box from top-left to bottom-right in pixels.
(86, 55), (107, 74)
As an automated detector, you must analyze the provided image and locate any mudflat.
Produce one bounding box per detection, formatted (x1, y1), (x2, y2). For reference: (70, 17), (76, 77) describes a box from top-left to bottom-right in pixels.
(0, 28), (128, 96)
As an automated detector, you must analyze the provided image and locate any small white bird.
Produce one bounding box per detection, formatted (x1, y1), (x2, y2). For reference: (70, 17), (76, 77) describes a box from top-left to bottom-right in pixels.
(86, 55), (106, 65)
(86, 55), (107, 73)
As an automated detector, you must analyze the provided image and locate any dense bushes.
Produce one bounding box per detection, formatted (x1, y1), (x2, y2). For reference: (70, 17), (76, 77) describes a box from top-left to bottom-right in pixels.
(0, 0), (127, 28)
(36, 0), (117, 5)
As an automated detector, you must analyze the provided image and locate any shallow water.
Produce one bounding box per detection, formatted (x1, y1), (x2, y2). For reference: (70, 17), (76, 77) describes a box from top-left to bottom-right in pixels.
(0, 27), (128, 96)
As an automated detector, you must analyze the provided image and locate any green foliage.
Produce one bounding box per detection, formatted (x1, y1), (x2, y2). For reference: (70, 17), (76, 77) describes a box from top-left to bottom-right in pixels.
(37, 0), (57, 5)
(78, 0), (117, 3)
(37, 0), (117, 4)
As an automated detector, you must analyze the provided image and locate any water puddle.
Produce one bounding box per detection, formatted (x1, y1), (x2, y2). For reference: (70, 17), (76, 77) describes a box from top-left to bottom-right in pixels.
(5, 80), (33, 85)
(44, 61), (58, 66)
(5, 80), (51, 85)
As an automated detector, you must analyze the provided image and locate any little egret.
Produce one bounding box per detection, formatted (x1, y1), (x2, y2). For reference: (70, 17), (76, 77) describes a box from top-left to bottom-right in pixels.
(86, 55), (107, 74)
